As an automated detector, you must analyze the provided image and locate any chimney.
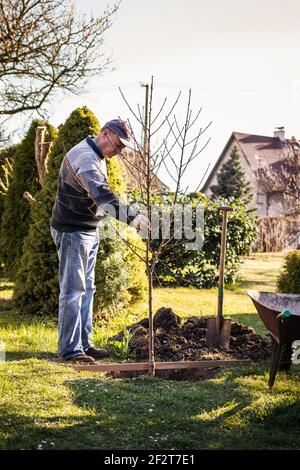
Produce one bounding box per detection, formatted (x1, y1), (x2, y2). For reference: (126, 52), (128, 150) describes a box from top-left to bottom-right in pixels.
(274, 126), (285, 141)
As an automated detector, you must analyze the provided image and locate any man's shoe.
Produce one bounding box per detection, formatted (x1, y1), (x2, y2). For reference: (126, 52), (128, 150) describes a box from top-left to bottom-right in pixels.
(84, 347), (110, 359)
(67, 354), (95, 363)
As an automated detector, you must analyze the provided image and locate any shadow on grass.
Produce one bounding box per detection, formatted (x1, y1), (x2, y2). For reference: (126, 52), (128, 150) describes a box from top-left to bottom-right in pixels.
(0, 370), (254, 450)
(260, 400), (300, 428)
(0, 307), (57, 328)
(1, 365), (300, 450)
(0, 298), (15, 312)
(5, 351), (59, 362)
(0, 277), (14, 290)
(2, 364), (299, 450)
(226, 279), (276, 293)
(0, 284), (13, 292)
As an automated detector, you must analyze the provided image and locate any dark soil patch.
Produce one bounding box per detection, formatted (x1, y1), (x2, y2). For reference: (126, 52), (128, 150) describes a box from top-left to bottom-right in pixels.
(107, 307), (271, 381)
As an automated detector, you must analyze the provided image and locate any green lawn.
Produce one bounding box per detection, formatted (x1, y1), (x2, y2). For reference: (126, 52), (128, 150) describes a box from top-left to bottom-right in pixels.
(0, 252), (299, 450)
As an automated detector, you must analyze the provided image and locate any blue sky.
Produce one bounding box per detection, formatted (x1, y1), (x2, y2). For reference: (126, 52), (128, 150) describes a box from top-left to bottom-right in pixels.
(20, 0), (300, 190)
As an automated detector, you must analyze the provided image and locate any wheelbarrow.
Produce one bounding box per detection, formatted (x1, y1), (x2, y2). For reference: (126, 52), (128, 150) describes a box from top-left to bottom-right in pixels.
(247, 290), (300, 387)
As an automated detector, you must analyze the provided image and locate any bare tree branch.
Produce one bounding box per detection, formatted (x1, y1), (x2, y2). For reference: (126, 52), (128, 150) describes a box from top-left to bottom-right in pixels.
(0, 0), (119, 122)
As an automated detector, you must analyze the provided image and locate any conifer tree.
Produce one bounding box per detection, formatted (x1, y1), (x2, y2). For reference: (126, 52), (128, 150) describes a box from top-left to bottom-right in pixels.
(0, 144), (17, 272)
(210, 145), (253, 205)
(0, 121), (56, 279)
(0, 144), (16, 222)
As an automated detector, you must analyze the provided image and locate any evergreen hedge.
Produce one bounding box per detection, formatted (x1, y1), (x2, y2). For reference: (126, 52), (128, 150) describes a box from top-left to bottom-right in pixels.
(0, 121), (56, 279)
(0, 144), (16, 220)
(0, 144), (17, 273)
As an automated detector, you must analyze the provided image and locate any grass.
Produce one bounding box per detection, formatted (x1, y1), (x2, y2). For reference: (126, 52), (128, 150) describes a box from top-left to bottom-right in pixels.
(0, 252), (299, 450)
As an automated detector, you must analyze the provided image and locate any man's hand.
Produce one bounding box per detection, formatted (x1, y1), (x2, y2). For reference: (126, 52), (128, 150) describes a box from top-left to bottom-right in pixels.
(131, 214), (151, 235)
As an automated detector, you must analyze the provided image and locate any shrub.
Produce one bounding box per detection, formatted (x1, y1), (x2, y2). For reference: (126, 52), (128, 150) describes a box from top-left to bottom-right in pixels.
(128, 191), (257, 288)
(277, 251), (300, 294)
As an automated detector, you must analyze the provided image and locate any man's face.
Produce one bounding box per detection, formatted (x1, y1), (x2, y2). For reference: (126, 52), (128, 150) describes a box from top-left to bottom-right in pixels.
(103, 130), (125, 158)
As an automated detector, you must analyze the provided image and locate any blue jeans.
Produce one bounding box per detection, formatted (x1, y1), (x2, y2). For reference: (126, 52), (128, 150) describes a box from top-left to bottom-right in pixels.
(50, 226), (100, 360)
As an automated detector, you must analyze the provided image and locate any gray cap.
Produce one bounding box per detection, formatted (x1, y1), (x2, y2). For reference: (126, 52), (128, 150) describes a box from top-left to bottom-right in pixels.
(103, 119), (133, 148)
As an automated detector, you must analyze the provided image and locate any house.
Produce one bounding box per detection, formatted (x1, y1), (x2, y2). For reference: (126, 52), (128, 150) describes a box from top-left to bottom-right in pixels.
(202, 128), (300, 217)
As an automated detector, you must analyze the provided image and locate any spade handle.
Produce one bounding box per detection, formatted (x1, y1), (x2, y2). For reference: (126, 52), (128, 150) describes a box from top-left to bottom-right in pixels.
(217, 206), (233, 331)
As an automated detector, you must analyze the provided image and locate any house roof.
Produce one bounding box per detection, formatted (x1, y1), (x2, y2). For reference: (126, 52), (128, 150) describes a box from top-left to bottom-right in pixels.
(233, 132), (290, 169)
(202, 131), (298, 192)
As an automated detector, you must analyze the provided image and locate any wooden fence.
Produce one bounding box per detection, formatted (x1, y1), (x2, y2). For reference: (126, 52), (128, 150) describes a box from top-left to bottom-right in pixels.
(253, 216), (300, 252)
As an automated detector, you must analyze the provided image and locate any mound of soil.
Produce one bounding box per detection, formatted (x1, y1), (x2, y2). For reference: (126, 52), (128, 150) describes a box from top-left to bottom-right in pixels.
(108, 307), (271, 381)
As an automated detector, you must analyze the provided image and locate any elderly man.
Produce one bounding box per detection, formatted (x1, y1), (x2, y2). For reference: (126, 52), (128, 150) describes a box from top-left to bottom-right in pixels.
(50, 119), (150, 363)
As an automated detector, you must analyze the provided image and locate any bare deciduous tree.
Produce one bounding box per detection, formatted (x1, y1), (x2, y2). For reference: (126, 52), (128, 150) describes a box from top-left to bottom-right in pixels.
(22, 125), (52, 204)
(109, 77), (212, 374)
(0, 0), (119, 121)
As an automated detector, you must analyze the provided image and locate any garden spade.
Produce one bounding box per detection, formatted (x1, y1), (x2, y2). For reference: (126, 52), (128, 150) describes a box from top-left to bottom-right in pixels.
(207, 206), (233, 350)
